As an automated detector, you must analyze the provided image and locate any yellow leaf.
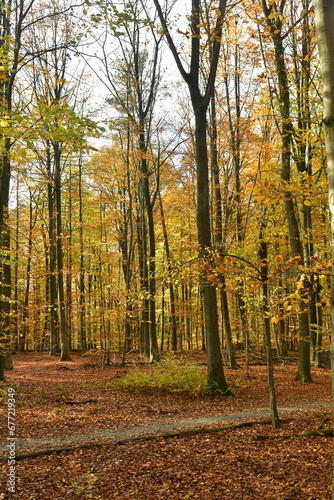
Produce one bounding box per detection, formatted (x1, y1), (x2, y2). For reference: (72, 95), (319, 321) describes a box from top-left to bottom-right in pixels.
(304, 199), (312, 206)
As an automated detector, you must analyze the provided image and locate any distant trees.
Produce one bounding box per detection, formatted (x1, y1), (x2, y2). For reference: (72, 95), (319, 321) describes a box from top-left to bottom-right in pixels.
(260, 0), (313, 382)
(84, 0), (165, 361)
(1, 0), (98, 367)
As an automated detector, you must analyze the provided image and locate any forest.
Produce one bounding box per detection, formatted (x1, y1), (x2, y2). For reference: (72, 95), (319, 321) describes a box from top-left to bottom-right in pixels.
(0, 0), (334, 497)
(0, 0), (332, 382)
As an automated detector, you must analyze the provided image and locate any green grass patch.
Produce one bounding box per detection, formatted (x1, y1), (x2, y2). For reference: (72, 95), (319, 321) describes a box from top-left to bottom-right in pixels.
(115, 356), (207, 394)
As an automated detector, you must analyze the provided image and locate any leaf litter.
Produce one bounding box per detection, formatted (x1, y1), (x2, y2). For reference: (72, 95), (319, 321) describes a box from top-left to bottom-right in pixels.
(0, 352), (332, 499)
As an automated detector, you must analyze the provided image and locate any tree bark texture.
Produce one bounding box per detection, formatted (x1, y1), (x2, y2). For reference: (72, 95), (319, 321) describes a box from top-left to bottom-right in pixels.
(314, 1), (334, 495)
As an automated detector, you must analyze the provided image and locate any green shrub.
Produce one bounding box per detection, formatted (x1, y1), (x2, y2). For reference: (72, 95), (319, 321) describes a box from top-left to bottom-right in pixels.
(116, 356), (206, 394)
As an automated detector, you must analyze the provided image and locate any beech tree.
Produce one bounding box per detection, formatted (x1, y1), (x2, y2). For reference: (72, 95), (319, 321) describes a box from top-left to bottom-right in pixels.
(152, 0), (231, 394)
(314, 1), (334, 496)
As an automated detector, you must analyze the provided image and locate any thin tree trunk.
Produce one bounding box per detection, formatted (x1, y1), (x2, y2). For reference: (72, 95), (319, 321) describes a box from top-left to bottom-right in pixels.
(154, 0), (230, 394)
(158, 191), (177, 350)
(160, 284), (165, 352)
(66, 167), (73, 350)
(138, 125), (159, 362)
(20, 191), (34, 352)
(259, 223), (280, 428)
(137, 204), (150, 357)
(224, 48), (249, 356)
(54, 143), (71, 362)
(47, 145), (58, 356)
(78, 155), (87, 354)
(13, 177), (20, 350)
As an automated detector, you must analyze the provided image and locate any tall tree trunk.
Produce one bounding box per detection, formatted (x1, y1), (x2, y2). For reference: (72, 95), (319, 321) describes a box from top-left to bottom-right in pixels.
(66, 167), (73, 350)
(138, 125), (159, 361)
(224, 61), (249, 366)
(314, 2), (334, 495)
(259, 222), (280, 428)
(78, 155), (87, 354)
(158, 191), (177, 350)
(153, 0), (230, 394)
(54, 143), (71, 361)
(13, 177), (20, 350)
(195, 107), (230, 394)
(291, 1), (319, 364)
(0, 0), (17, 379)
(137, 198), (150, 357)
(47, 146), (59, 356)
(20, 191), (34, 352)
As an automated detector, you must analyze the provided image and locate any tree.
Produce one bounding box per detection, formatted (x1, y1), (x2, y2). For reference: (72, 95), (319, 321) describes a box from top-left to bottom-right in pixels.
(258, 218), (280, 428)
(314, 0), (334, 495)
(153, 0), (231, 394)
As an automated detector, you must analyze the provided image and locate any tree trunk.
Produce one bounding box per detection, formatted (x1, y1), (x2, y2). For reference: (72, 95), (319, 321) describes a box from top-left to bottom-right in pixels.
(137, 197), (150, 357)
(13, 177), (20, 351)
(195, 107), (230, 394)
(153, 0), (230, 394)
(54, 142), (71, 362)
(259, 224), (280, 428)
(224, 62), (248, 360)
(314, 1), (334, 495)
(138, 125), (159, 362)
(20, 191), (34, 352)
(66, 168), (73, 350)
(78, 155), (87, 355)
(47, 145), (59, 356)
(158, 191), (177, 350)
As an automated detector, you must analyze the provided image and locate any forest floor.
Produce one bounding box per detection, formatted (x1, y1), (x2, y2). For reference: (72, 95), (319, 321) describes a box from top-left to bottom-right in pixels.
(0, 351), (332, 499)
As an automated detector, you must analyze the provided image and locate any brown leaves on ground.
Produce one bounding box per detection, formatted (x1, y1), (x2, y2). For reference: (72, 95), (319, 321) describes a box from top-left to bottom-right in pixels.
(0, 352), (332, 499)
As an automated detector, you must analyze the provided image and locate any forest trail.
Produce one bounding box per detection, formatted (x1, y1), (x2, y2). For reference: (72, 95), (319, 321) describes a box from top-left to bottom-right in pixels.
(1, 401), (331, 460)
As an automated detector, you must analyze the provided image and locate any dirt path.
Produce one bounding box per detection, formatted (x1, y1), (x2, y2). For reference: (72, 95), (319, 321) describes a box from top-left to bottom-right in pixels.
(1, 401), (331, 460)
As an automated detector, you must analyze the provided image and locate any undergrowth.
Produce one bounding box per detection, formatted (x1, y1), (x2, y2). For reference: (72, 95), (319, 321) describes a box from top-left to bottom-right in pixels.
(115, 355), (207, 394)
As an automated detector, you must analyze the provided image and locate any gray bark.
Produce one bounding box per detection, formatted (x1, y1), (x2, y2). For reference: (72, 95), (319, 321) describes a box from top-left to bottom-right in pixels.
(314, 1), (334, 496)
(153, 0), (231, 394)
